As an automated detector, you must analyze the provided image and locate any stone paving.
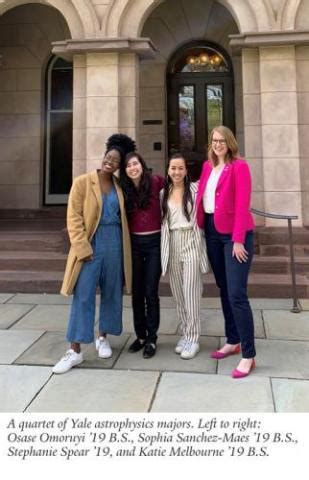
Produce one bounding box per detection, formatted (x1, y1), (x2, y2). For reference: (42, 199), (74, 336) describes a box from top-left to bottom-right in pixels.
(0, 293), (308, 413)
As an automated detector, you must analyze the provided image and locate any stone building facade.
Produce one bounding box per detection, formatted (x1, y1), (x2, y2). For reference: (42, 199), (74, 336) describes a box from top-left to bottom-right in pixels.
(0, 0), (309, 228)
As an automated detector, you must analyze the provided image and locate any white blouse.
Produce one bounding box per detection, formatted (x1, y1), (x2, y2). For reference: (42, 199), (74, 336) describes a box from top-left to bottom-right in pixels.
(167, 200), (194, 230)
(203, 165), (224, 213)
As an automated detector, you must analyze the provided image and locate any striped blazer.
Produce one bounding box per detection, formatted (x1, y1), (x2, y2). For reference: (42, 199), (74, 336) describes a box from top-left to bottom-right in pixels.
(160, 182), (208, 276)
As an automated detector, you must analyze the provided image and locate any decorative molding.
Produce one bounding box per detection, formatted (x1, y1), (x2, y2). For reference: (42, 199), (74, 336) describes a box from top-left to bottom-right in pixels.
(230, 30), (309, 49)
(0, 0), (85, 38)
(52, 37), (157, 59)
(281, 0), (302, 30)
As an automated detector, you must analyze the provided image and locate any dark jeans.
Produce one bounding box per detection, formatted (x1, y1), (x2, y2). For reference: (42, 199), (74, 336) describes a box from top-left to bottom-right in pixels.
(131, 232), (161, 344)
(204, 214), (256, 358)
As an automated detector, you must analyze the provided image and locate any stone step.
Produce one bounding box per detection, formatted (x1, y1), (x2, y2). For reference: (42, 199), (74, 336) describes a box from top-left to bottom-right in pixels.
(1, 252), (308, 275)
(259, 244), (309, 256)
(0, 270), (307, 298)
(160, 273), (309, 299)
(255, 226), (309, 245)
(0, 270), (64, 294)
(0, 207), (66, 220)
(0, 251), (67, 271)
(251, 256), (309, 274)
(0, 219), (66, 232)
(0, 233), (65, 252)
(0, 222), (308, 298)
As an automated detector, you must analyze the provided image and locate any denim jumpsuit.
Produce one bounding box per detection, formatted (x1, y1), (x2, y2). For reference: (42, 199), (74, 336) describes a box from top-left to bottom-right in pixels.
(66, 187), (123, 343)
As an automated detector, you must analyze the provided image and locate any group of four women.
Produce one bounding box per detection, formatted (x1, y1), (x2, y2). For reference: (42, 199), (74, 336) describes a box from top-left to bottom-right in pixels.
(52, 126), (256, 380)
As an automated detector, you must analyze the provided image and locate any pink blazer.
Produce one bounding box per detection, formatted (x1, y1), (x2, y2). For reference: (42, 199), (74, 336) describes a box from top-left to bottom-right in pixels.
(196, 159), (255, 243)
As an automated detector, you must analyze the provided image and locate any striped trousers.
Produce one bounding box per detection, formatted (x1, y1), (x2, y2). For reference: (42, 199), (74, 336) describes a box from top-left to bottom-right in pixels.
(168, 229), (202, 343)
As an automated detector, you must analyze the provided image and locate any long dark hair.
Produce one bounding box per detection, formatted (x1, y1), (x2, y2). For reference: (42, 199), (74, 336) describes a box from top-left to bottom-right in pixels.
(161, 153), (193, 222)
(119, 152), (152, 212)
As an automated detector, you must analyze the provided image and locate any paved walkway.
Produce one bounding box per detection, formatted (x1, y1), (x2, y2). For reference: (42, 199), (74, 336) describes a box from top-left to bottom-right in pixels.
(0, 293), (309, 413)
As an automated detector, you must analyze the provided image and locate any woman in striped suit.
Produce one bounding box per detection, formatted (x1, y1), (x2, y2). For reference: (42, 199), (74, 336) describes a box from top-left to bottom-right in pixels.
(161, 153), (208, 359)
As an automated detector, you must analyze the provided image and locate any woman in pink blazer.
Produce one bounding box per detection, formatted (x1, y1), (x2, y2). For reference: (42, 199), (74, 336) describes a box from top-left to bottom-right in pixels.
(196, 126), (256, 378)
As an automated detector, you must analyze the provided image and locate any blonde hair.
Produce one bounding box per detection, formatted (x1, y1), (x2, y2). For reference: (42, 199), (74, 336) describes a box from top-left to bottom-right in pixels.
(208, 125), (239, 166)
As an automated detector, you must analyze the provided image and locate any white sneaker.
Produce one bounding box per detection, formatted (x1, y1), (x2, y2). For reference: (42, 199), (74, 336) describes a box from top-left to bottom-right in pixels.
(52, 349), (83, 374)
(95, 337), (112, 359)
(180, 342), (200, 359)
(175, 337), (187, 354)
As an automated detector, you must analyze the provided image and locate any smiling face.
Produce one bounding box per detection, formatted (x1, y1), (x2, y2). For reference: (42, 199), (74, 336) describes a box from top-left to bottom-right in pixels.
(168, 157), (187, 186)
(125, 156), (143, 185)
(101, 148), (121, 174)
(211, 130), (228, 161)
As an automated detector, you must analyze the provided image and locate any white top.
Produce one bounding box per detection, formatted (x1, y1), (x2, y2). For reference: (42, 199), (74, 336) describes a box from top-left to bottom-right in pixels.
(203, 165), (224, 213)
(168, 200), (194, 230)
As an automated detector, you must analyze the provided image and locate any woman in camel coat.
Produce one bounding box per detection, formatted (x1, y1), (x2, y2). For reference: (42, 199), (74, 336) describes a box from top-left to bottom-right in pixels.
(60, 170), (131, 297)
(53, 135), (134, 374)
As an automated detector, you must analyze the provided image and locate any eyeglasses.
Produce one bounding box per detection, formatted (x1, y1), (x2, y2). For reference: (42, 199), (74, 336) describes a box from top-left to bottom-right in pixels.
(212, 139), (227, 145)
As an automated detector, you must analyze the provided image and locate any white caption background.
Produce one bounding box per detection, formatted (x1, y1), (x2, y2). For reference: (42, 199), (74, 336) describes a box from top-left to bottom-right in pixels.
(0, 413), (308, 478)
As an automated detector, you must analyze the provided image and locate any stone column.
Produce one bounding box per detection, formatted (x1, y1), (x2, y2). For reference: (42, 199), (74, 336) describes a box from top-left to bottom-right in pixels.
(72, 51), (139, 177)
(85, 52), (121, 173)
(242, 48), (264, 226)
(259, 46), (302, 226)
(118, 53), (139, 143)
(72, 54), (87, 178)
(296, 46), (309, 226)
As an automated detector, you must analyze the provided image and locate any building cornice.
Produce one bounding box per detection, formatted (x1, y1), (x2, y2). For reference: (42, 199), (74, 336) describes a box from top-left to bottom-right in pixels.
(230, 30), (309, 50)
(52, 37), (157, 60)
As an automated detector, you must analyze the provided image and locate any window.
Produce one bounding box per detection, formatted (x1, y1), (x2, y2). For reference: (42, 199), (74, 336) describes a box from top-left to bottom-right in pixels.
(170, 45), (230, 74)
(45, 56), (73, 204)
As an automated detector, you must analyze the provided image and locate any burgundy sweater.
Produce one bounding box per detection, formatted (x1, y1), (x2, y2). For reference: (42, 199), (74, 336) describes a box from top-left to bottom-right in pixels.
(128, 175), (165, 233)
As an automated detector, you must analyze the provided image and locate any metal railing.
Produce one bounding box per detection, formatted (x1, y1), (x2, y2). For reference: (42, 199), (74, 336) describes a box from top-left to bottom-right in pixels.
(251, 208), (302, 313)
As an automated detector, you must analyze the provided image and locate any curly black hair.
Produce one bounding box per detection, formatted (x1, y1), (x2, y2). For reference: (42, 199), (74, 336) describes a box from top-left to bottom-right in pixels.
(105, 134), (136, 158)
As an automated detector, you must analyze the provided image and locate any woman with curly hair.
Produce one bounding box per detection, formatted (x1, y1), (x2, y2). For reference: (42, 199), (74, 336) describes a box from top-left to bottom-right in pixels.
(52, 134), (135, 374)
(119, 152), (164, 358)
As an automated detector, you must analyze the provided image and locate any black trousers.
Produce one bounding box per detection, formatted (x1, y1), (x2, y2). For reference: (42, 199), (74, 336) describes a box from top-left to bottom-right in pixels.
(131, 232), (161, 344)
(205, 214), (256, 358)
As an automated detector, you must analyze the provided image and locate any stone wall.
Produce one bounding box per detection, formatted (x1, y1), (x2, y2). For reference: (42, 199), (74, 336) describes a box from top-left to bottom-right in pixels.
(0, 4), (70, 208)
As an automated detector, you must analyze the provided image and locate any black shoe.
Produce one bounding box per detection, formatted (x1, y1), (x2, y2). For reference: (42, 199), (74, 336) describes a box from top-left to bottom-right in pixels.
(143, 343), (156, 359)
(128, 338), (146, 353)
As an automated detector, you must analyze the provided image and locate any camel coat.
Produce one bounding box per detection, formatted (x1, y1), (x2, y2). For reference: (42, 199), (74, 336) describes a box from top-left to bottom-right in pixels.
(60, 170), (132, 296)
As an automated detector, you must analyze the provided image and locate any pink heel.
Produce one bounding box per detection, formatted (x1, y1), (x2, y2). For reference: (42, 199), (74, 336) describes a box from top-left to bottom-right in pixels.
(232, 359), (256, 379)
(210, 344), (241, 360)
